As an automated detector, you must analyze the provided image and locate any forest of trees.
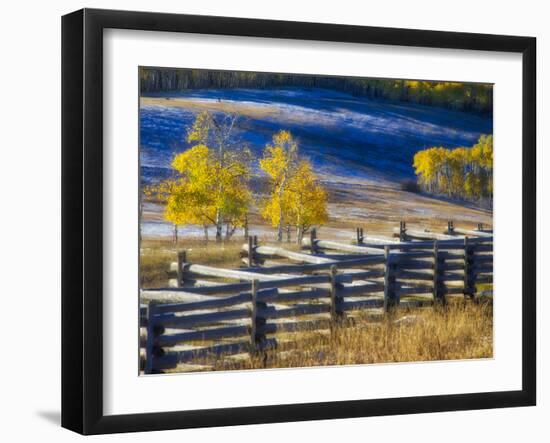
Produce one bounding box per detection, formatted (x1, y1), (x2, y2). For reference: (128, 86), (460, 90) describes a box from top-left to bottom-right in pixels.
(146, 111), (328, 244)
(139, 67), (493, 115)
(413, 135), (493, 201)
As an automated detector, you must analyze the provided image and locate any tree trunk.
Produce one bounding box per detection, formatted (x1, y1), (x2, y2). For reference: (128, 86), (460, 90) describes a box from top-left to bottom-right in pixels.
(243, 216), (249, 239)
(286, 224), (291, 243)
(277, 204), (283, 242)
(296, 226), (304, 245)
(203, 225), (209, 243)
(215, 209), (223, 243)
(276, 182), (286, 242)
(225, 224), (235, 240)
(173, 224), (178, 246)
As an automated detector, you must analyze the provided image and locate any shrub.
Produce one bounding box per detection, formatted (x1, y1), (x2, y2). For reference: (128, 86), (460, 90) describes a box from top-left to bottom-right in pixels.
(400, 179), (421, 193)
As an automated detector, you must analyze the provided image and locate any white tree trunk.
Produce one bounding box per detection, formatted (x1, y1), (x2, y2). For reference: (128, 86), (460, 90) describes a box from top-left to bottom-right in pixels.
(173, 224), (178, 246)
(215, 209), (223, 242)
(243, 216), (249, 239)
(296, 226), (303, 245)
(277, 206), (283, 243)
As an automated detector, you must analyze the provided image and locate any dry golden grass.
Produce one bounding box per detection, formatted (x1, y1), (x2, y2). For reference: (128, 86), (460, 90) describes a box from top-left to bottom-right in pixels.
(140, 237), (305, 288)
(140, 240), (242, 288)
(189, 299), (493, 372)
(140, 248), (176, 288)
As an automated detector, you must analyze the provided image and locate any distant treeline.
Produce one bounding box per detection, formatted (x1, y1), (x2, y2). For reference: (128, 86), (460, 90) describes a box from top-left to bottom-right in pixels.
(139, 67), (493, 114)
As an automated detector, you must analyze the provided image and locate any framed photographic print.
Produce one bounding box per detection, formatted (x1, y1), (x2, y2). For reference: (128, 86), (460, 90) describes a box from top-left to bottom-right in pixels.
(62, 8), (536, 435)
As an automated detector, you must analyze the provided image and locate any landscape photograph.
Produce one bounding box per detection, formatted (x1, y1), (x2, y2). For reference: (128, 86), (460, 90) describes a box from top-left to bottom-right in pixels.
(138, 67), (494, 374)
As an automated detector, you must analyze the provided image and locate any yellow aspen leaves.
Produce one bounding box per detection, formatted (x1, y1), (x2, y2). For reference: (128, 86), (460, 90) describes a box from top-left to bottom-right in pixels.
(147, 111), (251, 241)
(413, 135), (493, 200)
(259, 130), (328, 243)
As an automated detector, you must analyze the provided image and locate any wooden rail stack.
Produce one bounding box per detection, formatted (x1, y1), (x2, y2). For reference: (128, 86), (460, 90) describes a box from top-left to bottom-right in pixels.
(140, 222), (493, 373)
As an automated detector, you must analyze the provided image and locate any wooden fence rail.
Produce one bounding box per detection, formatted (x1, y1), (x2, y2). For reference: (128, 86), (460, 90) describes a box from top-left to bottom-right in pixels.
(140, 221), (493, 373)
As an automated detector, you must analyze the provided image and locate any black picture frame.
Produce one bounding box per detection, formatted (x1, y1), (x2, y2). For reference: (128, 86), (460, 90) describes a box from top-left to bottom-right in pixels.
(62, 8), (536, 435)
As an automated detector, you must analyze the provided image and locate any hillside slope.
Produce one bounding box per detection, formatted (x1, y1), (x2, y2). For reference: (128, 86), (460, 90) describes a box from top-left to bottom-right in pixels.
(139, 88), (493, 186)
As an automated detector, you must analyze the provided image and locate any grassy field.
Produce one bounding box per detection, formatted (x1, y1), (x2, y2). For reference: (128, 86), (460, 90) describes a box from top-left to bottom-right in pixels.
(140, 238), (250, 288)
(163, 299), (493, 372)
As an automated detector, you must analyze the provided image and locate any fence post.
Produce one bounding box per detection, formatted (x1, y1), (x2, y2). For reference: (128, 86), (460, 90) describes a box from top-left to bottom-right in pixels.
(145, 302), (158, 374)
(383, 246), (397, 311)
(447, 220), (454, 235)
(250, 280), (267, 362)
(432, 240), (445, 304)
(329, 265), (343, 324)
(247, 236), (254, 267)
(177, 250), (187, 287)
(250, 280), (259, 350)
(399, 221), (407, 242)
(463, 237), (475, 299)
(356, 227), (364, 245)
(310, 228), (318, 254)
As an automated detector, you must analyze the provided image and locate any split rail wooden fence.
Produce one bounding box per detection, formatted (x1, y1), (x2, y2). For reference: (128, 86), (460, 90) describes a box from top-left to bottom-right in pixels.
(140, 221), (493, 373)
